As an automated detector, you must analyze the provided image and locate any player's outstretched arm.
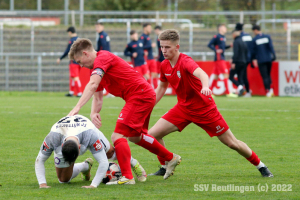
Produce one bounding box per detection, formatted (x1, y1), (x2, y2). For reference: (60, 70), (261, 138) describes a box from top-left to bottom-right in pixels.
(155, 81), (169, 105)
(193, 67), (212, 96)
(69, 74), (102, 116)
(91, 90), (104, 128)
(83, 150), (109, 188)
(35, 151), (51, 188)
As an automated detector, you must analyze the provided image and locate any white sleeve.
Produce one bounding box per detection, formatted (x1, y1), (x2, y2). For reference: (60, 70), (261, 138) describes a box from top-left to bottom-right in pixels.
(35, 151), (51, 185)
(90, 150), (109, 188)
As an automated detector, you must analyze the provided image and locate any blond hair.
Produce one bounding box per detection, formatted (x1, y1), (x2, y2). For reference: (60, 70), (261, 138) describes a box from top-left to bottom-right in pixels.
(69, 38), (94, 60)
(158, 29), (180, 44)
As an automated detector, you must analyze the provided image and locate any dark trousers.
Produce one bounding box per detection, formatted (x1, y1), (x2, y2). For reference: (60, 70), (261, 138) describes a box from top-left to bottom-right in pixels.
(258, 62), (272, 90)
(229, 62), (248, 90)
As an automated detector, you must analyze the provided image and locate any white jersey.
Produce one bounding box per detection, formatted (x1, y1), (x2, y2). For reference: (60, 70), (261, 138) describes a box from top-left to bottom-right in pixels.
(35, 115), (110, 187)
(41, 115), (110, 157)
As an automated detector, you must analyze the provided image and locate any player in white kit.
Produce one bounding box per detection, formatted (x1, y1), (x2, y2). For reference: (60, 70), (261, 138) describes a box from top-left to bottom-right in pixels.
(35, 115), (146, 188)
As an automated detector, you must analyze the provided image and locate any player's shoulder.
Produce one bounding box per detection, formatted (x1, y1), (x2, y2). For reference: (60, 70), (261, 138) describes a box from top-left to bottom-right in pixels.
(180, 53), (194, 62)
(98, 50), (113, 57)
(160, 59), (169, 66)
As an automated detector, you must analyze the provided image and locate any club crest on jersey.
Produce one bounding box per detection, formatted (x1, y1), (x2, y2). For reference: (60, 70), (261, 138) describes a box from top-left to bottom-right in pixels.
(93, 139), (102, 151)
(177, 70), (181, 78)
(43, 141), (49, 151)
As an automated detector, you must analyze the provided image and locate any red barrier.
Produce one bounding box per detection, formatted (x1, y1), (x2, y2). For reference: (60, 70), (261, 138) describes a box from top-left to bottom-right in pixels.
(79, 61), (279, 96)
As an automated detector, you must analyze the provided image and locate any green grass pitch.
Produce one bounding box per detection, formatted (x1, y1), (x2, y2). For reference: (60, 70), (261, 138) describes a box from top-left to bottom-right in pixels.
(0, 92), (299, 199)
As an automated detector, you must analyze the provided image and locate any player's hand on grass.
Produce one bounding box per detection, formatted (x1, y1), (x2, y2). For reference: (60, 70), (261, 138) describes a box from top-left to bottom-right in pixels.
(82, 185), (96, 189)
(68, 106), (80, 116)
(201, 87), (212, 96)
(91, 113), (102, 128)
(39, 183), (51, 188)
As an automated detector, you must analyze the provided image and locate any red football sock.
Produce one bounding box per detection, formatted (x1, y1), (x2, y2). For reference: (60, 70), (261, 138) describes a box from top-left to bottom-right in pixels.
(223, 78), (230, 94)
(246, 151), (261, 166)
(114, 138), (133, 179)
(157, 155), (166, 165)
(210, 79), (218, 91)
(75, 79), (82, 94)
(153, 77), (158, 89)
(136, 134), (173, 161)
(147, 78), (151, 85)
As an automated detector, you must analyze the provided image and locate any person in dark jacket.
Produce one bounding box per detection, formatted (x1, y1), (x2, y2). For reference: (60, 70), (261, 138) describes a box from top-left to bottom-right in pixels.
(124, 30), (148, 79)
(234, 23), (252, 97)
(56, 26), (82, 97)
(252, 25), (276, 97)
(95, 22), (110, 52)
(230, 30), (248, 96)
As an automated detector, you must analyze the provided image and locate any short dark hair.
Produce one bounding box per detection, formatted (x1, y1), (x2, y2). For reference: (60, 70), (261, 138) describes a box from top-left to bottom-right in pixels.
(67, 26), (76, 33)
(235, 23), (244, 31)
(143, 23), (151, 28)
(62, 140), (79, 165)
(154, 25), (162, 30)
(252, 25), (261, 31)
(130, 30), (137, 35)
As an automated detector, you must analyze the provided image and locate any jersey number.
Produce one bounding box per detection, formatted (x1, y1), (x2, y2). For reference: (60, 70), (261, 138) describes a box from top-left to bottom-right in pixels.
(57, 116), (87, 124)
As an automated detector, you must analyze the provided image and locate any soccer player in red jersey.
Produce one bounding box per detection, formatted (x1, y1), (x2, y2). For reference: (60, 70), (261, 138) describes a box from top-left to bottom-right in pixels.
(140, 23), (159, 89)
(67, 38), (181, 185)
(148, 29), (273, 178)
(57, 27), (82, 97)
(207, 24), (237, 97)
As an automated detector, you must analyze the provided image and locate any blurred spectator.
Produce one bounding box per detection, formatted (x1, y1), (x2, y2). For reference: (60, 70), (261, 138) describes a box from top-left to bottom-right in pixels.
(234, 23), (252, 97)
(230, 30), (248, 96)
(154, 25), (165, 75)
(252, 25), (276, 97)
(56, 26), (82, 97)
(95, 22), (110, 52)
(207, 24), (237, 97)
(140, 23), (157, 88)
(124, 30), (148, 79)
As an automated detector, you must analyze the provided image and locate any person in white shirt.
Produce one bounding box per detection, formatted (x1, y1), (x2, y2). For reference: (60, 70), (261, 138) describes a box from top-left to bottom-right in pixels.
(35, 115), (146, 188)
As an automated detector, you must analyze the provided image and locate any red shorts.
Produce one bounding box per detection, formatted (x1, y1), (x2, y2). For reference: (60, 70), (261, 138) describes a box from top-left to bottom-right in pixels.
(147, 59), (157, 73)
(69, 62), (81, 77)
(156, 61), (162, 74)
(213, 60), (229, 75)
(162, 104), (229, 137)
(114, 92), (156, 137)
(134, 64), (148, 76)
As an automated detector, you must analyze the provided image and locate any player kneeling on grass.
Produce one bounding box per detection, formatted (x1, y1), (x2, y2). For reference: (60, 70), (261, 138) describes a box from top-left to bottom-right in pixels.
(35, 115), (146, 188)
(148, 29), (273, 178)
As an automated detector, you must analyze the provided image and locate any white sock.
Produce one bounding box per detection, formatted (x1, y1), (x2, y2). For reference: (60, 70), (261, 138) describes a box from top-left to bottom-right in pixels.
(71, 162), (89, 180)
(161, 165), (166, 169)
(130, 157), (137, 167)
(238, 85), (243, 92)
(108, 151), (117, 161)
(256, 161), (266, 169)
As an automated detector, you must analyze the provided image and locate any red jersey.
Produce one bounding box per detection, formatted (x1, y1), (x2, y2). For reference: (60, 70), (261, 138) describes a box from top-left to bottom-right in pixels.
(160, 53), (215, 110)
(92, 51), (153, 100)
